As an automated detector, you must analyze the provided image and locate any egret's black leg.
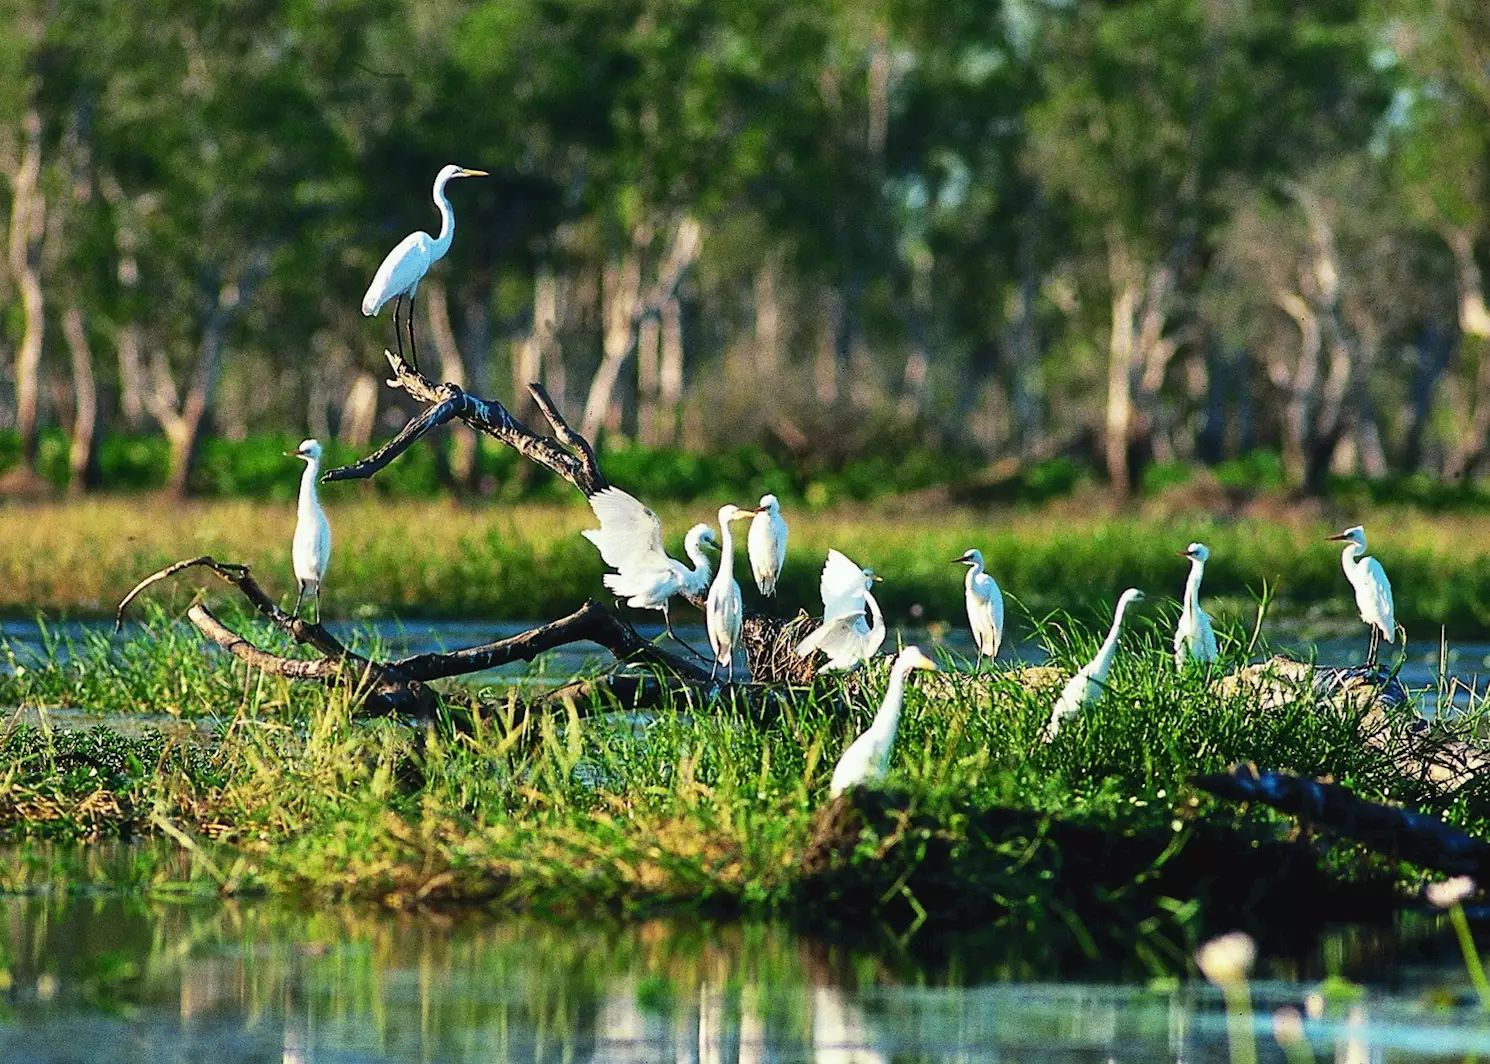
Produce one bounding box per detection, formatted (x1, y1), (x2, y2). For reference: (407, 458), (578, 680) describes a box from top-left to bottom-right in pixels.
(663, 608), (709, 661)
(407, 290), (420, 373)
(1366, 627), (1380, 668)
(391, 295), (406, 363)
(292, 582), (306, 620)
(311, 583), (321, 625)
(710, 656), (719, 682)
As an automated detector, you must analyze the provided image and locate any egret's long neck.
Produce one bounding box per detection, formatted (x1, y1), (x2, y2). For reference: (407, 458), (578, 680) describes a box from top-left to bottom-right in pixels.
(964, 559), (983, 591)
(684, 534), (712, 583)
(866, 589), (884, 637)
(1341, 542), (1364, 575)
(298, 457), (320, 518)
(716, 522), (736, 586)
(1090, 600), (1131, 680)
(1182, 560), (1205, 615)
(868, 663), (911, 742)
(430, 176), (456, 260)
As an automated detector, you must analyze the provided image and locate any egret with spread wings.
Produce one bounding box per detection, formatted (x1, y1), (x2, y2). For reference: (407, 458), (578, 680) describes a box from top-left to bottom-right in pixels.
(796, 549), (886, 673)
(583, 487), (718, 653)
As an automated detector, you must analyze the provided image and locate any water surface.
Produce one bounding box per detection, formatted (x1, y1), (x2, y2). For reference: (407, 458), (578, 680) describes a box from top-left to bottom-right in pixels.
(0, 893), (1486, 1063)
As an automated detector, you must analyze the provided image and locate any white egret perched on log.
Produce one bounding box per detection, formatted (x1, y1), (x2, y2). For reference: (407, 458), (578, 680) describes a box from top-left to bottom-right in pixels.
(1042, 588), (1145, 742)
(285, 439), (332, 621)
(582, 487), (719, 652)
(705, 503), (759, 681)
(1326, 525), (1397, 666)
(954, 547), (1004, 667)
(747, 493), (788, 596)
(796, 549), (885, 672)
(828, 645), (938, 798)
(1173, 542), (1218, 669)
(362, 164), (488, 370)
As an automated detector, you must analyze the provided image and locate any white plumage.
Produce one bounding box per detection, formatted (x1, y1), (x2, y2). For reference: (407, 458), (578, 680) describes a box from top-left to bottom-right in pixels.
(362, 164), (487, 366)
(582, 487), (718, 645)
(955, 547), (1005, 664)
(705, 503), (759, 681)
(1327, 525), (1396, 666)
(286, 439), (332, 621)
(796, 549), (886, 672)
(828, 646), (938, 798)
(747, 493), (789, 596)
(1042, 588), (1145, 742)
(1174, 542), (1218, 668)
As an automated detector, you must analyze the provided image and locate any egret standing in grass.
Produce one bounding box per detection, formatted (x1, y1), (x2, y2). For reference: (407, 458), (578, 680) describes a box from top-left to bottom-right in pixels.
(1327, 525), (1397, 666)
(1042, 588), (1145, 742)
(362, 165), (488, 370)
(286, 439), (332, 621)
(706, 503), (759, 681)
(1174, 542), (1218, 669)
(955, 548), (1004, 667)
(796, 549), (886, 672)
(582, 487), (719, 652)
(829, 645), (938, 798)
(747, 494), (788, 597)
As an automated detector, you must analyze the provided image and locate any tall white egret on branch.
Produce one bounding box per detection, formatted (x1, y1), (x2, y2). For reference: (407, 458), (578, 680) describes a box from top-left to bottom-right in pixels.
(582, 487), (719, 653)
(955, 547), (1004, 667)
(285, 439), (332, 621)
(1174, 542), (1218, 669)
(1042, 588), (1145, 742)
(706, 503), (759, 682)
(828, 645), (938, 798)
(1326, 525), (1397, 666)
(747, 494), (788, 596)
(362, 164), (488, 371)
(796, 549), (885, 672)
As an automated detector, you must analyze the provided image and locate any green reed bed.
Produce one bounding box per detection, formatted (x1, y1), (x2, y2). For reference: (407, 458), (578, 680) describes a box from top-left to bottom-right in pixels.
(5, 497), (1490, 640)
(0, 602), (1480, 964)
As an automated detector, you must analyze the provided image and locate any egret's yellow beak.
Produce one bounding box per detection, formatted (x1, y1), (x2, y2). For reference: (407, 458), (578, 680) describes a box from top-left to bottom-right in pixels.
(1325, 532), (1350, 541)
(458, 168), (489, 178)
(284, 448), (307, 458)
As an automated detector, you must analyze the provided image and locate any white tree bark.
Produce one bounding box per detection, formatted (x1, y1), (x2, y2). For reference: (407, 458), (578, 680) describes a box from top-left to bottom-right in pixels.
(6, 109), (46, 478)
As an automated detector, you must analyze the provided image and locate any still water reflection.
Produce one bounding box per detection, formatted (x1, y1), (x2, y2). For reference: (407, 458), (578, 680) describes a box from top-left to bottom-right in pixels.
(0, 894), (1487, 1062)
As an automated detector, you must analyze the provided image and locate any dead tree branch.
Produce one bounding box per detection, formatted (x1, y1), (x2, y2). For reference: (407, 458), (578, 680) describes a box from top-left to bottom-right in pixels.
(323, 354), (607, 495)
(1192, 763), (1490, 880)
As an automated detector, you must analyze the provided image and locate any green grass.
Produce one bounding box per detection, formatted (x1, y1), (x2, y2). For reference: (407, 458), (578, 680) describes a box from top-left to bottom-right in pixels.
(5, 496), (1490, 641)
(0, 601), (1480, 966)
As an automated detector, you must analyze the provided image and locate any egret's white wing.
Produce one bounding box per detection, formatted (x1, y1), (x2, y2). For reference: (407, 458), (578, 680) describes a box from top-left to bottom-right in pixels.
(1362, 556), (1396, 639)
(748, 511), (788, 595)
(363, 232), (434, 315)
(819, 549), (869, 623)
(582, 488), (671, 576)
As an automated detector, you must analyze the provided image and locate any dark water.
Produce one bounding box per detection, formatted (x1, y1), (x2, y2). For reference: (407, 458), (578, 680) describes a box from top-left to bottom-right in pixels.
(0, 891), (1486, 1063)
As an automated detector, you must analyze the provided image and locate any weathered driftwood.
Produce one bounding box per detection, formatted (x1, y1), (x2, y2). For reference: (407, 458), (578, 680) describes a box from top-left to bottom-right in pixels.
(1192, 763), (1490, 881)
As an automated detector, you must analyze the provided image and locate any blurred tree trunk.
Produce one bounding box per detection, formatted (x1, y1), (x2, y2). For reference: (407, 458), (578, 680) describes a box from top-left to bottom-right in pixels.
(814, 285), (842, 405)
(1442, 228), (1490, 477)
(5, 110), (46, 482)
(99, 174), (148, 431)
(338, 373), (378, 450)
(146, 260), (267, 496)
(754, 261), (781, 374)
(581, 216), (701, 440)
(61, 305), (99, 493)
(658, 294), (683, 445)
(512, 266), (559, 422)
(426, 280), (477, 486)
(1104, 237), (1177, 495)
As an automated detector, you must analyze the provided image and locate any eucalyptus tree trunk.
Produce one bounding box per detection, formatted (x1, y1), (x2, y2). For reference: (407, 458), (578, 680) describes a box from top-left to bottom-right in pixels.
(6, 110), (46, 479)
(1442, 228), (1490, 478)
(61, 306), (99, 493)
(425, 280), (477, 485)
(1104, 237), (1178, 495)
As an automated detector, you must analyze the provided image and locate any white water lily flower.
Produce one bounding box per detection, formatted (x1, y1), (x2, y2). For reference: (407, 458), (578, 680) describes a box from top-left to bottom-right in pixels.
(1426, 876), (1476, 909)
(1195, 930), (1256, 988)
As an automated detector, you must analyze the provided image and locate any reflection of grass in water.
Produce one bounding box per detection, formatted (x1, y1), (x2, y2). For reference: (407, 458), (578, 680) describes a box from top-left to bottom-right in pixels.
(1, 602), (1486, 973)
(7, 498), (1490, 637)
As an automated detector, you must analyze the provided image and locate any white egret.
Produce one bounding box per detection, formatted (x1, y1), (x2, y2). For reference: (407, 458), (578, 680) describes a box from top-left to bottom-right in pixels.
(285, 439), (332, 621)
(1042, 588), (1145, 742)
(796, 549), (886, 672)
(705, 503), (759, 681)
(954, 547), (1004, 667)
(582, 486), (719, 652)
(1173, 542), (1218, 669)
(1326, 525), (1397, 666)
(361, 164), (488, 370)
(747, 493), (789, 596)
(828, 645), (938, 798)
